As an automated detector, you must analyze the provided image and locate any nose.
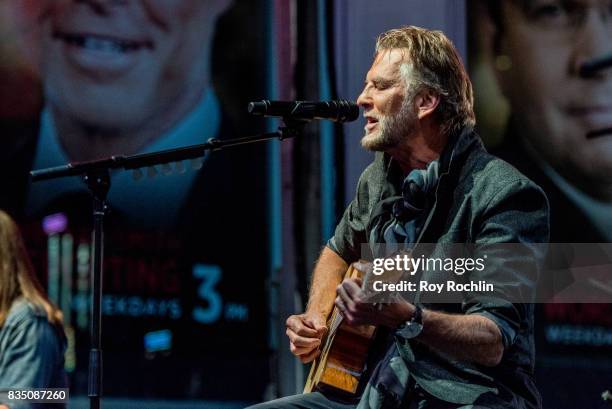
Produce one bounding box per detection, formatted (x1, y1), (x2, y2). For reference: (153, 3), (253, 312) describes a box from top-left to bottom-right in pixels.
(572, 8), (612, 78)
(356, 85), (372, 110)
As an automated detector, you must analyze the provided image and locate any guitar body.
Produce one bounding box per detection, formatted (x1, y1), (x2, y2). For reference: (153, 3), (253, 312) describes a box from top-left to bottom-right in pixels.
(303, 263), (377, 397)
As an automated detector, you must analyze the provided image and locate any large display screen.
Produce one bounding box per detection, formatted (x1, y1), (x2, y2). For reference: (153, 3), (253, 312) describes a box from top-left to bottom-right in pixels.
(0, 0), (271, 400)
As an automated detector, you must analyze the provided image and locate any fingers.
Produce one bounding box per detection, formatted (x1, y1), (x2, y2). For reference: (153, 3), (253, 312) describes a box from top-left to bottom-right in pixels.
(336, 278), (366, 314)
(287, 328), (321, 355)
(303, 316), (327, 336)
(285, 315), (319, 337)
(335, 294), (366, 325)
(336, 283), (357, 314)
(335, 278), (378, 326)
(341, 278), (363, 299)
(299, 347), (321, 363)
(286, 328), (321, 348)
(285, 314), (325, 358)
(334, 295), (346, 314)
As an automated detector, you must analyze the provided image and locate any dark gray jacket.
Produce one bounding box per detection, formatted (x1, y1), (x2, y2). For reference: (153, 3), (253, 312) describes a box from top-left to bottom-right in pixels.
(329, 127), (549, 409)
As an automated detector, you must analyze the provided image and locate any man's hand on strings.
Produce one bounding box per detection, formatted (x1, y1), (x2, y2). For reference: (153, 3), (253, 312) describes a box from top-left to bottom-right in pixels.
(335, 278), (414, 328)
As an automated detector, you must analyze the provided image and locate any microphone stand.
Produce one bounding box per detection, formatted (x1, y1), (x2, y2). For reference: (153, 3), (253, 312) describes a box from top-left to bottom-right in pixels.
(30, 121), (306, 409)
(31, 124), (304, 181)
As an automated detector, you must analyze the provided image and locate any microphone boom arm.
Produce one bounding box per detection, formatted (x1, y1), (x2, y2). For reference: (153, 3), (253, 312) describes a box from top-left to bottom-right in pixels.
(30, 122), (305, 182)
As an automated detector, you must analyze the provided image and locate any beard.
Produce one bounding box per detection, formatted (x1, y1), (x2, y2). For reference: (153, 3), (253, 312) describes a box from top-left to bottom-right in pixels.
(360, 96), (418, 152)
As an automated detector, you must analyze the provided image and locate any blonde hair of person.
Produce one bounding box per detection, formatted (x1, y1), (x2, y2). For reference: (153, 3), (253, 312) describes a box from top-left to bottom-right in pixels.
(375, 26), (476, 136)
(0, 210), (63, 329)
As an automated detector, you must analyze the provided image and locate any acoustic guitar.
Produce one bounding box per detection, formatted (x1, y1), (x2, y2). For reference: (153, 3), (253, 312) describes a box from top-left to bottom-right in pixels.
(303, 262), (377, 397)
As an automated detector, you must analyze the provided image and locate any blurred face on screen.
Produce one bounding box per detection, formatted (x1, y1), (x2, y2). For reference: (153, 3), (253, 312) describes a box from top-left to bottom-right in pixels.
(494, 0), (612, 198)
(38, 0), (229, 147)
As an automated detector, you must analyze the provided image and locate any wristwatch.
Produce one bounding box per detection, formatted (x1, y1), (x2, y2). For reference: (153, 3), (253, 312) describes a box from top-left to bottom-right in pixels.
(396, 304), (423, 339)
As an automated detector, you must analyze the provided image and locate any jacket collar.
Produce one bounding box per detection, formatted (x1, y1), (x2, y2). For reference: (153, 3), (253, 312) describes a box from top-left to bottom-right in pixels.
(382, 126), (482, 182)
(438, 126), (482, 177)
(415, 126), (484, 245)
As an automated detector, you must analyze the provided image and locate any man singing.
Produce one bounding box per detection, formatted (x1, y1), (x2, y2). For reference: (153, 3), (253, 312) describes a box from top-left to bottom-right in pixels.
(249, 26), (549, 409)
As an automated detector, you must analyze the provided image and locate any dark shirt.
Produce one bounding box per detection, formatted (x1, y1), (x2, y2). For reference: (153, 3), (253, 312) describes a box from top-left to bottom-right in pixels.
(328, 128), (549, 409)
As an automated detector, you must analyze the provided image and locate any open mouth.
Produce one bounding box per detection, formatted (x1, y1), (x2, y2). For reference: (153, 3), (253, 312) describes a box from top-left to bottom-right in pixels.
(365, 117), (379, 128)
(53, 31), (153, 53)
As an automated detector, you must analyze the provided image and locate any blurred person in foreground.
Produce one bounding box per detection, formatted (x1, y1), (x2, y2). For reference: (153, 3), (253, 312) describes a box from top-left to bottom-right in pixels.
(0, 210), (67, 409)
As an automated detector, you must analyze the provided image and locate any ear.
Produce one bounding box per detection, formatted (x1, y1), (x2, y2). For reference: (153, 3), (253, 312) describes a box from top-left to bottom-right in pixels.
(481, 1), (513, 100)
(415, 89), (440, 120)
(490, 40), (514, 102)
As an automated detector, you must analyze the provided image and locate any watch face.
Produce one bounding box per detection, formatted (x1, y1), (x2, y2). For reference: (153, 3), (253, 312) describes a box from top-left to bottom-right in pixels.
(397, 321), (423, 339)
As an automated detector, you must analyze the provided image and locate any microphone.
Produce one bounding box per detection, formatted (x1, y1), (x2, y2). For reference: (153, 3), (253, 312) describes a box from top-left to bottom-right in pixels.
(248, 100), (359, 123)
